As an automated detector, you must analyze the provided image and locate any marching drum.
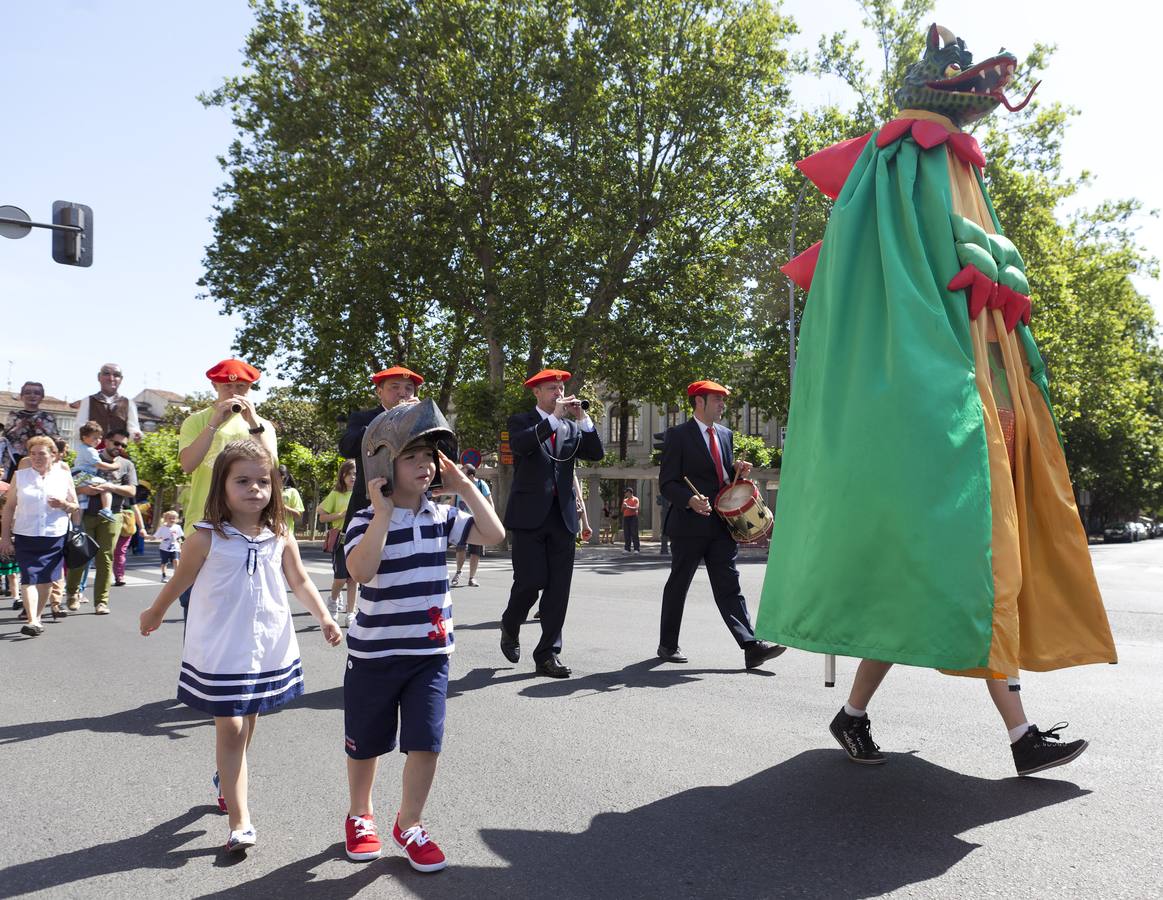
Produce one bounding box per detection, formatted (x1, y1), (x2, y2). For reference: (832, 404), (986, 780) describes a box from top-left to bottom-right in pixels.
(713, 479), (773, 544)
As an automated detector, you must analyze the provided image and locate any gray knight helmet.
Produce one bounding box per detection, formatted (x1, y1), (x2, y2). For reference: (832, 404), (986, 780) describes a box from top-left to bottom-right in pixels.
(361, 400), (457, 495)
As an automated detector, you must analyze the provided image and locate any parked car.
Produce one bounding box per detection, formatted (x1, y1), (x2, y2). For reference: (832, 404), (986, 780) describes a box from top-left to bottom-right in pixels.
(1103, 522), (1135, 543)
(1144, 519), (1162, 539)
(1129, 521), (1148, 541)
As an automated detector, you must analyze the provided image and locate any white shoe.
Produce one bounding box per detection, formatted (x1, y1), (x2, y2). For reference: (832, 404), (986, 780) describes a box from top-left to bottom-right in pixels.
(468, 577), (480, 587)
(225, 825), (256, 853)
(450, 572), (461, 587)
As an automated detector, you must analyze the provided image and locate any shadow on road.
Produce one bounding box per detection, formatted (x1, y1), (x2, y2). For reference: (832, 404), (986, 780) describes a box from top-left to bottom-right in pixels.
(0, 806), (219, 898)
(0, 698), (213, 746)
(0, 687), (343, 747)
(518, 656), (773, 698)
(425, 750), (1086, 900)
(70, 751), (1091, 900)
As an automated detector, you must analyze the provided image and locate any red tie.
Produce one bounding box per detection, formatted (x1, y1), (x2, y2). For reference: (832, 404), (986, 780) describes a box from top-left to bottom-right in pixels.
(707, 426), (727, 486)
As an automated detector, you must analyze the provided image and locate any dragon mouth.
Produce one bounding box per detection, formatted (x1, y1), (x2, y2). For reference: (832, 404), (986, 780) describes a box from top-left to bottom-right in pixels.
(926, 53), (1039, 112)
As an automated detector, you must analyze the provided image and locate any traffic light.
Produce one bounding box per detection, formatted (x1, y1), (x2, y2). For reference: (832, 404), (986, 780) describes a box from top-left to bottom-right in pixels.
(653, 431), (667, 452)
(51, 201), (93, 267)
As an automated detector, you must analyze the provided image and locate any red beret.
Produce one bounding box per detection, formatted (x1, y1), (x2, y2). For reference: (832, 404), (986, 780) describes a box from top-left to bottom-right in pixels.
(206, 359), (261, 384)
(686, 380), (730, 397)
(524, 369), (571, 389)
(371, 366), (424, 387)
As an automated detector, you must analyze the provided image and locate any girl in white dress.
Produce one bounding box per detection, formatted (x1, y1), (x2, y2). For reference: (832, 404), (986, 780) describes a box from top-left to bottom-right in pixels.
(140, 440), (342, 853)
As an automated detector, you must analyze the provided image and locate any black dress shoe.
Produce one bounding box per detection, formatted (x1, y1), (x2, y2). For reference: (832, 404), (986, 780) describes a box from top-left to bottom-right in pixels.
(744, 640), (787, 670)
(535, 655), (571, 678)
(500, 627), (521, 663)
(656, 645), (688, 663)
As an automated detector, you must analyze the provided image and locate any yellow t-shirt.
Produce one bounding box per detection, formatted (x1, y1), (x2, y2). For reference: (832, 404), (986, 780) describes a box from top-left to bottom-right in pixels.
(177, 407), (276, 536)
(317, 489), (352, 531)
(283, 487), (304, 535)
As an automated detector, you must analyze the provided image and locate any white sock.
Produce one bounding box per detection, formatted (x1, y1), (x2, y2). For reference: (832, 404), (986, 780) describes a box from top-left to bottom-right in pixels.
(844, 703), (867, 718)
(1009, 722), (1032, 743)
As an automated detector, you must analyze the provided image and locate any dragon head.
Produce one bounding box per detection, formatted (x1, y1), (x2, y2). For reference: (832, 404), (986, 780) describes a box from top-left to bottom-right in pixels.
(894, 24), (1039, 127)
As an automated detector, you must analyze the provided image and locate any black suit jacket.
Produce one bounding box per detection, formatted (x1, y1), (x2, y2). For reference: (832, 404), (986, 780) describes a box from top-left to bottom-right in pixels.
(659, 418), (735, 539)
(339, 406), (381, 529)
(504, 409), (604, 532)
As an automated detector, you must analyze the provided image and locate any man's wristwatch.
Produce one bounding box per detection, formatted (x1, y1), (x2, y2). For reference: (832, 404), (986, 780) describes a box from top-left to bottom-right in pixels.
(248, 424), (266, 435)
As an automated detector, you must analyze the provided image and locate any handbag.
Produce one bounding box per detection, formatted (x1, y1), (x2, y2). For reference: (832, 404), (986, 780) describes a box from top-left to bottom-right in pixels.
(64, 523), (100, 569)
(119, 509), (138, 538)
(322, 527), (340, 554)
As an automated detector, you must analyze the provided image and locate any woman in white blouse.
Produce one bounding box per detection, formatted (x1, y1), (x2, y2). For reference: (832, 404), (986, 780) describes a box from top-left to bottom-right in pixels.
(0, 436), (79, 636)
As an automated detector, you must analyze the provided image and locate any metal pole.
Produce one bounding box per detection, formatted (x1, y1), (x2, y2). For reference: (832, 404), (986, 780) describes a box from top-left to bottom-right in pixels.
(0, 216), (82, 234)
(786, 177), (835, 687)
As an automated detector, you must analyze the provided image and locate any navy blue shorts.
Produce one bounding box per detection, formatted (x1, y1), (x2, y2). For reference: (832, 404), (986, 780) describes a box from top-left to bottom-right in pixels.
(343, 654), (449, 758)
(160, 550), (178, 564)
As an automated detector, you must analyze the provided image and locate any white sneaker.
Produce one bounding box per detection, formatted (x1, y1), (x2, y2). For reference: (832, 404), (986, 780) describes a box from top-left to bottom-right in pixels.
(450, 572), (461, 587)
(225, 825), (257, 853)
(468, 578), (480, 587)
(344, 612), (355, 628)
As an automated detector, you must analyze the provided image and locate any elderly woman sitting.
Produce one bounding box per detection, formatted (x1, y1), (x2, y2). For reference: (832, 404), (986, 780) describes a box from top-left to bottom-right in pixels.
(0, 436), (79, 636)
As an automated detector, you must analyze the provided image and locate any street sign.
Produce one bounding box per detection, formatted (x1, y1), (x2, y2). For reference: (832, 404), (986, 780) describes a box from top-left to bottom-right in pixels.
(0, 205), (32, 239)
(461, 448), (482, 468)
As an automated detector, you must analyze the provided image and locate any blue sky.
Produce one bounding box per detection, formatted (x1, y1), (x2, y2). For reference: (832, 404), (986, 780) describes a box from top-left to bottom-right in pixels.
(2, 1), (1158, 401)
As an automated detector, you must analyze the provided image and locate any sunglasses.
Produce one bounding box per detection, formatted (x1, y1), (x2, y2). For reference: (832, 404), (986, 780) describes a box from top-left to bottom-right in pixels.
(108, 440), (128, 448)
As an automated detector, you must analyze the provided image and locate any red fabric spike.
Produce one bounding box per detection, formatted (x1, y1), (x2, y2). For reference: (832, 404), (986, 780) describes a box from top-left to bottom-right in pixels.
(999, 287), (1031, 332)
(875, 119), (914, 148)
(910, 120), (951, 150)
(989, 282), (1011, 311)
(948, 265), (996, 320)
(781, 241), (823, 292)
(1021, 301), (1032, 326)
(796, 133), (872, 200)
(948, 133), (986, 169)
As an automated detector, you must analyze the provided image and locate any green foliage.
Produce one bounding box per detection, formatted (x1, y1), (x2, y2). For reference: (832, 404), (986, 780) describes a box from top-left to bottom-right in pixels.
(256, 385), (340, 454)
(128, 428), (186, 511)
(279, 440), (342, 537)
(733, 433), (780, 469)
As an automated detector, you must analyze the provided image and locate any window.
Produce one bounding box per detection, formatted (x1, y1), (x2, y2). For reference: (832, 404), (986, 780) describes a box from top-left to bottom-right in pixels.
(747, 405), (762, 436)
(666, 405), (683, 429)
(607, 404), (641, 444)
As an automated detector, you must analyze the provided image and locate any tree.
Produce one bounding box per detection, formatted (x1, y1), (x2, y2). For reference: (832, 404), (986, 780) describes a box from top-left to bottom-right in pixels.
(279, 440), (342, 537)
(200, 0), (796, 410)
(129, 428), (186, 518)
(256, 386), (340, 454)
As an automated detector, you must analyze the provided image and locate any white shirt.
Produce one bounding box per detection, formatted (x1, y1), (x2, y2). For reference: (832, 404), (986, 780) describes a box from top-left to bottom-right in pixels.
(693, 416), (728, 483)
(153, 523), (184, 553)
(12, 466), (74, 537)
(535, 406), (595, 452)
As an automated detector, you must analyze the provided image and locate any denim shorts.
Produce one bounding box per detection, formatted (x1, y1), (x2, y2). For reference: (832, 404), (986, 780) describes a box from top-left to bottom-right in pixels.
(343, 653), (449, 758)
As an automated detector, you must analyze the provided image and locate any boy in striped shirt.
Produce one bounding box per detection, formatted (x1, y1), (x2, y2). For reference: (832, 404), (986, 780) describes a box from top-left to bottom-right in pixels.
(342, 438), (504, 871)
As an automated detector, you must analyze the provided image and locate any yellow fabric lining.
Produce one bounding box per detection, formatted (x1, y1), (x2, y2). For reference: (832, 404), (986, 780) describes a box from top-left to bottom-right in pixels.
(938, 154), (1116, 678)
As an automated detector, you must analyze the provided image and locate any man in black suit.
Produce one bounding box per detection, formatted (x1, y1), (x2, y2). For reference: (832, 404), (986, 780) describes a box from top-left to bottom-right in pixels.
(657, 380), (785, 669)
(338, 366), (424, 530)
(500, 368), (604, 678)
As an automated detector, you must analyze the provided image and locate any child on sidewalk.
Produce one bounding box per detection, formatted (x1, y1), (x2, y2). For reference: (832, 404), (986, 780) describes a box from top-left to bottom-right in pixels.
(152, 510), (184, 582)
(342, 428), (503, 872)
(140, 440), (342, 854)
(71, 421), (120, 523)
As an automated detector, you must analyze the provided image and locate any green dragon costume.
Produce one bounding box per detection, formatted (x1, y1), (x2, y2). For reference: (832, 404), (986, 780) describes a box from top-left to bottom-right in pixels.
(755, 25), (1116, 680)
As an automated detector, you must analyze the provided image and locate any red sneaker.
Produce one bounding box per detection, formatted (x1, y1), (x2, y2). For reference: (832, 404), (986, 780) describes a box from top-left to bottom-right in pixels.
(392, 815), (447, 872)
(345, 814), (382, 861)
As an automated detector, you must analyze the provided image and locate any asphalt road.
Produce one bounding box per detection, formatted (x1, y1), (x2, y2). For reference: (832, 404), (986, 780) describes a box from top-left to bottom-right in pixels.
(1, 538), (1160, 899)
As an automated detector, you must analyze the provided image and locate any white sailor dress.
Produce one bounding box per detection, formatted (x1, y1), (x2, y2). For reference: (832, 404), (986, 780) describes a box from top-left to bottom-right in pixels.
(178, 522), (304, 716)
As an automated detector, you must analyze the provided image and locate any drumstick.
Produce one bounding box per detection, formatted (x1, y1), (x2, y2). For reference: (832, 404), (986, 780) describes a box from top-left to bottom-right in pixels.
(683, 476), (705, 500)
(731, 454), (742, 487)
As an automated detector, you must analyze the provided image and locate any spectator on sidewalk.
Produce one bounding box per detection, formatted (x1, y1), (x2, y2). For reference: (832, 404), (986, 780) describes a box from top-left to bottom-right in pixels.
(621, 487), (641, 553)
(279, 465), (305, 536)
